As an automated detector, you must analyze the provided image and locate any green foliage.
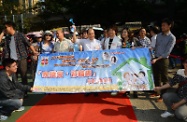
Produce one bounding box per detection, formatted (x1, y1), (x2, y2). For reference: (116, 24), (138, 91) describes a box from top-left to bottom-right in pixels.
(0, 0), (20, 15)
(23, 17), (32, 32)
(1, 0), (187, 32)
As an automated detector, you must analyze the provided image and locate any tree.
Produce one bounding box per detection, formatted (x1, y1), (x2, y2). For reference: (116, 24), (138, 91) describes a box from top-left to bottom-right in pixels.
(9, 0), (187, 36)
(35, 0), (153, 28)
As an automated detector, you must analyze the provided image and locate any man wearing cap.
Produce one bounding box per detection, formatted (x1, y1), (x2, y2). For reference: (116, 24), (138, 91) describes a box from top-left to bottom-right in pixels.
(72, 27), (101, 51)
(0, 21), (38, 94)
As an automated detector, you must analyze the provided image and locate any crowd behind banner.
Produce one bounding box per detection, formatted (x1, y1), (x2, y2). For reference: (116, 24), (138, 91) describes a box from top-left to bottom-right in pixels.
(0, 18), (187, 121)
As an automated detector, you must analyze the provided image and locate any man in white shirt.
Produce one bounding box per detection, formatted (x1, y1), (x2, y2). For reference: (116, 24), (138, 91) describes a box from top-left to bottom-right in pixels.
(73, 27), (101, 51)
(54, 29), (73, 52)
(72, 27), (101, 97)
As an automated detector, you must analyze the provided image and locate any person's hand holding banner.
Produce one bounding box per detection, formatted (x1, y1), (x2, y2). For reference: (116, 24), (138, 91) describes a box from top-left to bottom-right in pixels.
(154, 87), (161, 92)
(30, 87), (34, 92)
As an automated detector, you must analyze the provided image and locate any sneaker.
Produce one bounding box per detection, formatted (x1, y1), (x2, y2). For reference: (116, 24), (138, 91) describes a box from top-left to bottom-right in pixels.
(13, 106), (25, 112)
(149, 93), (160, 98)
(111, 92), (118, 96)
(133, 92), (138, 98)
(161, 111), (174, 118)
(0, 115), (8, 121)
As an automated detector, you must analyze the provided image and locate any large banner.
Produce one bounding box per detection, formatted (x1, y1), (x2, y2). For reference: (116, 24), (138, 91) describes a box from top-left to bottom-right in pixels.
(33, 48), (154, 93)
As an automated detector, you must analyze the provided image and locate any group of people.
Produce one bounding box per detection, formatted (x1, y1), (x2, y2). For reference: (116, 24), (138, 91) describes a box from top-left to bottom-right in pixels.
(0, 21), (36, 121)
(0, 18), (186, 121)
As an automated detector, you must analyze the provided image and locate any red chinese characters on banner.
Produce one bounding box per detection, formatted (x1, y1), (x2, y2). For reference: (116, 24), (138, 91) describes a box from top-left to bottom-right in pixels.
(71, 70), (92, 78)
(41, 71), (49, 78)
(57, 71), (64, 78)
(87, 78), (112, 84)
(71, 70), (77, 78)
(50, 71), (56, 78)
(85, 70), (92, 77)
(41, 71), (64, 78)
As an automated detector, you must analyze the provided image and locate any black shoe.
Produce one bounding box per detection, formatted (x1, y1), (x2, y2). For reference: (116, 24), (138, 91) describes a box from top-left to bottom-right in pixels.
(94, 93), (98, 97)
(24, 94), (28, 99)
(123, 91), (130, 97)
(133, 92), (138, 98)
(84, 93), (90, 97)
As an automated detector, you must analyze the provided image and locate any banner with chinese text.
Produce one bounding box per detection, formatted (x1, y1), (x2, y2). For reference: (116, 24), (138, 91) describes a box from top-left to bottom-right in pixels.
(33, 48), (154, 93)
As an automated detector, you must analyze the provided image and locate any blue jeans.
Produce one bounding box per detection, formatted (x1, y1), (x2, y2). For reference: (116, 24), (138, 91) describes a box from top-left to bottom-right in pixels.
(0, 99), (23, 116)
(169, 57), (176, 68)
(163, 92), (187, 120)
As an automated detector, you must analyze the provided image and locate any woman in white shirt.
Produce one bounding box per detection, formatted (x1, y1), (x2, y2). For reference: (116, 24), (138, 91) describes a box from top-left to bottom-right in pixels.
(103, 26), (122, 96)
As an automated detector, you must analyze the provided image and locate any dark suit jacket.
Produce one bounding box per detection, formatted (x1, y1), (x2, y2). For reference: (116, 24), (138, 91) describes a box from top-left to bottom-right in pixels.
(0, 70), (31, 100)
